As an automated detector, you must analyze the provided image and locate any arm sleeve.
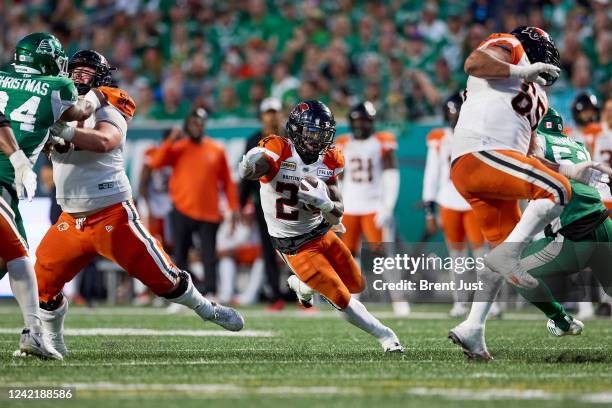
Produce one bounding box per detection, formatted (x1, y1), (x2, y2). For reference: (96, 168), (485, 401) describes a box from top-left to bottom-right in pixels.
(422, 131), (442, 203)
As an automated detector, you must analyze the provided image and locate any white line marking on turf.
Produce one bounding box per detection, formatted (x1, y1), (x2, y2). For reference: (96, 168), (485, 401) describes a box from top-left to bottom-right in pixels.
(0, 328), (274, 337)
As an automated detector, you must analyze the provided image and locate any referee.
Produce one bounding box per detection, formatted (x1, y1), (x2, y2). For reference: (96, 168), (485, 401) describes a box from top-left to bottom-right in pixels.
(147, 108), (238, 295)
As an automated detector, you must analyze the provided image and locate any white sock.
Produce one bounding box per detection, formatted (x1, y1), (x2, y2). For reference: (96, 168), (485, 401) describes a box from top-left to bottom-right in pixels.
(40, 297), (67, 335)
(238, 258), (265, 305)
(505, 199), (563, 247)
(218, 257), (236, 304)
(7, 257), (41, 328)
(465, 267), (503, 328)
(168, 274), (213, 318)
(341, 296), (394, 341)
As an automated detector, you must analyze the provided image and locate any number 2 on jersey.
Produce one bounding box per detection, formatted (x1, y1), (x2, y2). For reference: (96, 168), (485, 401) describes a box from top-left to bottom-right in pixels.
(0, 91), (41, 132)
(275, 182), (299, 220)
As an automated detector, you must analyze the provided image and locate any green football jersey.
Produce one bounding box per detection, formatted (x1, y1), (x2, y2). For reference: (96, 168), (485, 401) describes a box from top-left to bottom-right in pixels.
(537, 132), (606, 228)
(0, 69), (77, 188)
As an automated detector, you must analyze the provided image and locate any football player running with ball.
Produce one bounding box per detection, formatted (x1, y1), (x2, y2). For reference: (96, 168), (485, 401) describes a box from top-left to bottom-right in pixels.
(239, 100), (404, 353)
(35, 50), (244, 357)
(450, 108), (612, 360)
(0, 32), (95, 359)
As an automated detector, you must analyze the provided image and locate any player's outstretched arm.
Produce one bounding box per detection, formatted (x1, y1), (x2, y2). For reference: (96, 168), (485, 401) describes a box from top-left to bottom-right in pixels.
(51, 121), (122, 153)
(465, 47), (560, 85)
(239, 149), (270, 180)
(59, 98), (96, 122)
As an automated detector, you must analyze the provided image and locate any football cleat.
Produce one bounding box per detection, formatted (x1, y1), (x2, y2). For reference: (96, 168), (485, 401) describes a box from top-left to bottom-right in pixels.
(18, 326), (63, 360)
(206, 302), (244, 332)
(448, 302), (468, 318)
(547, 316), (584, 337)
(383, 340), (405, 353)
(288, 275), (314, 308)
(485, 243), (539, 289)
(448, 323), (492, 361)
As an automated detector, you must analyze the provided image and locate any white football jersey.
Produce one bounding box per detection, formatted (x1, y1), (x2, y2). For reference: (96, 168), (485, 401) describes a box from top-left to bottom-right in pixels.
(592, 124), (612, 202)
(422, 127), (471, 211)
(255, 135), (344, 238)
(52, 89), (134, 213)
(335, 132), (397, 215)
(452, 33), (549, 160)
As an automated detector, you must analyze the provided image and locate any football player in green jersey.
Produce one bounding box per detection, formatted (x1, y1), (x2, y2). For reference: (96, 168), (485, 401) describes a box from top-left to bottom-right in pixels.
(0, 32), (94, 359)
(0, 32), (95, 241)
(516, 108), (612, 335)
(450, 108), (612, 360)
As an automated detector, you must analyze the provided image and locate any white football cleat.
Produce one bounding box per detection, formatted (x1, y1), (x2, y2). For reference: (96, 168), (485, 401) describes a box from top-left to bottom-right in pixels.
(201, 302), (244, 331)
(547, 316), (584, 337)
(288, 275), (314, 308)
(392, 301), (411, 317)
(448, 322), (492, 361)
(381, 334), (405, 353)
(485, 243), (539, 289)
(18, 326), (63, 360)
(448, 302), (468, 318)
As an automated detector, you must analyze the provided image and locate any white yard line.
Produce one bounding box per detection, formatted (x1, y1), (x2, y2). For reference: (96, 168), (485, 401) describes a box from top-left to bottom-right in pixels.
(0, 328), (274, 337)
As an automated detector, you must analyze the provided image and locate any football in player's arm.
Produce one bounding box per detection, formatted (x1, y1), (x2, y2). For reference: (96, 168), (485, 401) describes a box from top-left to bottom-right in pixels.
(239, 149), (344, 225)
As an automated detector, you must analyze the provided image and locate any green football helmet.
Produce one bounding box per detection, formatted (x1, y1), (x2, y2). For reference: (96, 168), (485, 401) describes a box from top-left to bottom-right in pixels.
(13, 32), (68, 77)
(537, 107), (564, 136)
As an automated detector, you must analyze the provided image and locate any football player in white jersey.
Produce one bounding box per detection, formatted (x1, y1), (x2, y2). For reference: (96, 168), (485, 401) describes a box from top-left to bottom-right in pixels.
(239, 100), (404, 353)
(423, 93), (491, 318)
(335, 101), (409, 316)
(35, 50), (244, 356)
(448, 26), (612, 358)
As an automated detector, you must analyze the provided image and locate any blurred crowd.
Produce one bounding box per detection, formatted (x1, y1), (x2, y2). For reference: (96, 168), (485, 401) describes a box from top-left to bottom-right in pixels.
(0, 0), (609, 123)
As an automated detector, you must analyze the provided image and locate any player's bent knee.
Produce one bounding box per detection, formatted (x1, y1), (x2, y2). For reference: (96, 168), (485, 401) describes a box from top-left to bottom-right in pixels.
(346, 274), (365, 294)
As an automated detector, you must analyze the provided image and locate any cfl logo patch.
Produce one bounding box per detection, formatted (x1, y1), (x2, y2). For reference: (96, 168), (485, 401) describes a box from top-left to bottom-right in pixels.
(57, 222), (69, 231)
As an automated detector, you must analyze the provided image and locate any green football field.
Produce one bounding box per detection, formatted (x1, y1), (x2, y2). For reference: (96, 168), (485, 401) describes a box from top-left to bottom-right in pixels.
(1, 303), (611, 408)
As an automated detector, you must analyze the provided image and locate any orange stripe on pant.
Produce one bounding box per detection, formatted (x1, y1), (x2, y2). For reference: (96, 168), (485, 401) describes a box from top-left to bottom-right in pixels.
(36, 201), (178, 303)
(341, 213), (383, 255)
(282, 230), (364, 309)
(451, 150), (571, 246)
(0, 197), (28, 261)
(439, 206), (485, 250)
